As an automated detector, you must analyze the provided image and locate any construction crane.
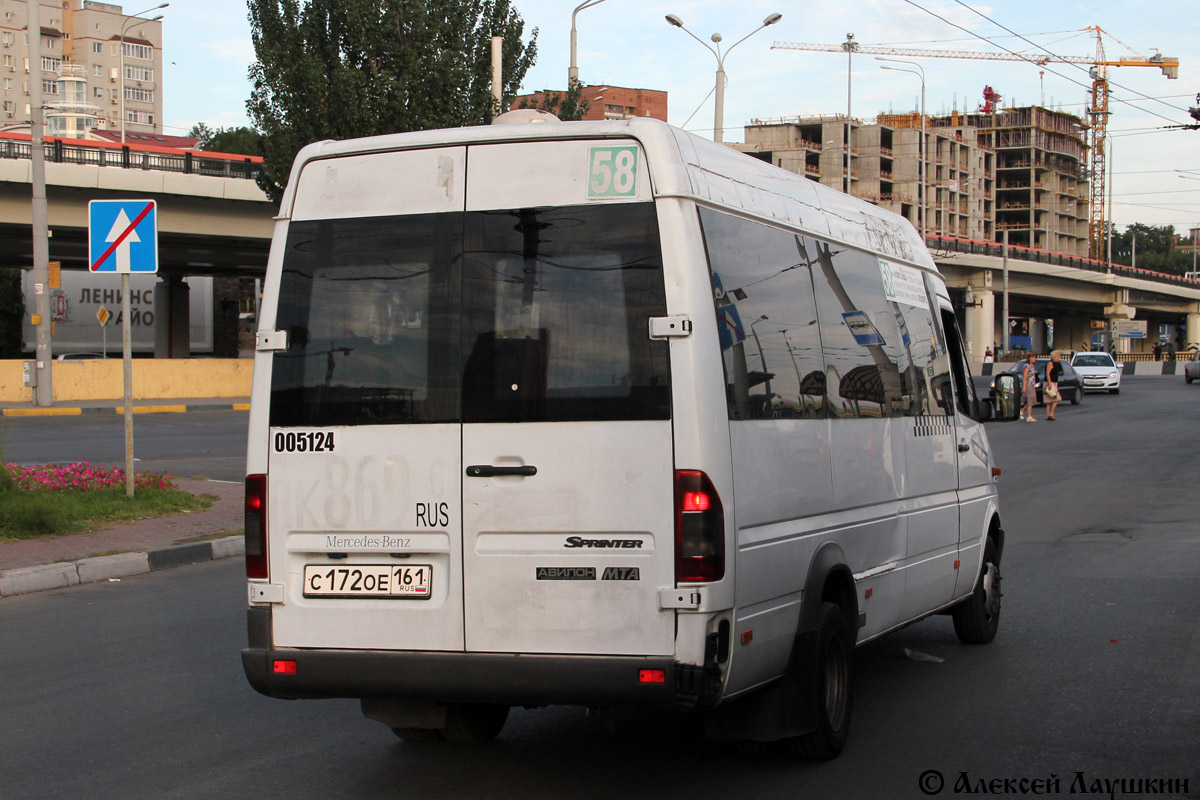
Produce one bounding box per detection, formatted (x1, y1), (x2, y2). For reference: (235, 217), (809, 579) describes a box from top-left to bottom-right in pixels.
(772, 27), (1179, 258)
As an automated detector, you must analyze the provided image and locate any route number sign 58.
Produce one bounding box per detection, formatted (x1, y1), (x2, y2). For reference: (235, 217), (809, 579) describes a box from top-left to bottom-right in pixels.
(588, 146), (639, 198)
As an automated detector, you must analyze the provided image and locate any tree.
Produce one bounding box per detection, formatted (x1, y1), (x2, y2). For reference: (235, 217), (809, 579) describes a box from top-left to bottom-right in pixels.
(187, 123), (266, 157)
(247, 0), (538, 202)
(1110, 223), (1193, 275)
(517, 78), (590, 121)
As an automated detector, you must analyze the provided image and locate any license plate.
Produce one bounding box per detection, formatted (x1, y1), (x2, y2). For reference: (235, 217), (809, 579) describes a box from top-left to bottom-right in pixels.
(302, 564), (432, 599)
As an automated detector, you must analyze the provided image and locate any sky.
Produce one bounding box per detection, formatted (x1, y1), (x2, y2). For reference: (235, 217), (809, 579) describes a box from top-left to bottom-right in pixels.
(162, 0), (1199, 231)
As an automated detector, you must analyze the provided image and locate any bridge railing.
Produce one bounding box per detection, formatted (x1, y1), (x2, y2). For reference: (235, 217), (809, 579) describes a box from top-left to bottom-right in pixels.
(0, 132), (261, 181)
(925, 233), (1200, 291)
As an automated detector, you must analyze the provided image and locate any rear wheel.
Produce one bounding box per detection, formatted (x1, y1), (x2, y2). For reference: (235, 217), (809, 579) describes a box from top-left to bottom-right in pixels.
(786, 602), (853, 760)
(952, 539), (1002, 644)
(1071, 388), (1082, 405)
(441, 703), (509, 744)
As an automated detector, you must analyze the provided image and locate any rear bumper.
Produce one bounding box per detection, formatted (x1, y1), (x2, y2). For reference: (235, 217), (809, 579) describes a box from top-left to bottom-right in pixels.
(242, 646), (697, 708)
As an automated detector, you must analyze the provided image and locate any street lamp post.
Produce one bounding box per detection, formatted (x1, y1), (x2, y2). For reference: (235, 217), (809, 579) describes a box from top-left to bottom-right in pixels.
(665, 12), (782, 144)
(877, 57), (926, 242)
(842, 33), (858, 194)
(569, 0), (608, 85)
(119, 3), (167, 145)
(750, 314), (771, 401)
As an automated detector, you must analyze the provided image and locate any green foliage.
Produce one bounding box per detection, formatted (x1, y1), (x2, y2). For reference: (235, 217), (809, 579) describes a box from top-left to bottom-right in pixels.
(246, 0), (538, 202)
(1110, 223), (1194, 275)
(188, 123), (266, 157)
(0, 268), (24, 358)
(0, 486), (212, 541)
(517, 78), (590, 121)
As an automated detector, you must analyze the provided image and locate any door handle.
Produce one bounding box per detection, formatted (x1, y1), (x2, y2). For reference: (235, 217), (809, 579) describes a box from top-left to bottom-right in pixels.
(958, 443), (971, 453)
(465, 464), (537, 478)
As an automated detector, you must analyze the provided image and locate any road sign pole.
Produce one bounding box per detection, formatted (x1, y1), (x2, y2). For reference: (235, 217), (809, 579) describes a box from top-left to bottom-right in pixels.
(28, 0), (53, 406)
(122, 273), (134, 498)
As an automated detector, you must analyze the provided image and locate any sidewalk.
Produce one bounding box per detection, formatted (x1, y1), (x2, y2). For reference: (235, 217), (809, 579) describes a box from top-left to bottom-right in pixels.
(0, 478), (244, 598)
(0, 397), (250, 417)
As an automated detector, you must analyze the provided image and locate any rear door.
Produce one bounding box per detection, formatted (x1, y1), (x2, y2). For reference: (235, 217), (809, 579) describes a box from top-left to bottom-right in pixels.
(458, 140), (678, 656)
(266, 147), (469, 652)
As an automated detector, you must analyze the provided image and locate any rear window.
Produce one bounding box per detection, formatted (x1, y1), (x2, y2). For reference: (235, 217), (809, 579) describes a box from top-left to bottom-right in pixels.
(270, 203), (670, 426)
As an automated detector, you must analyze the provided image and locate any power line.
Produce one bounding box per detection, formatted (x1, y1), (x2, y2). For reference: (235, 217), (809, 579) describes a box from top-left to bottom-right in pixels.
(896, 0), (1188, 128)
(948, 0), (1190, 117)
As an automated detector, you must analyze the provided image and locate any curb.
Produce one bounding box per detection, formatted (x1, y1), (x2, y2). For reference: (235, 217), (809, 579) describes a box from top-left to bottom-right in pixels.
(1, 403), (250, 417)
(0, 535), (245, 599)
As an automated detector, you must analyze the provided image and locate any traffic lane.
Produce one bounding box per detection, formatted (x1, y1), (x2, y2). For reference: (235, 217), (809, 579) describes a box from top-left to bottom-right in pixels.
(0, 409), (248, 482)
(2, 556), (1196, 799)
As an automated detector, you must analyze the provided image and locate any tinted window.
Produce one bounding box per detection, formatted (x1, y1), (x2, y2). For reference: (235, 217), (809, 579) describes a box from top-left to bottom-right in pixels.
(271, 203), (670, 426)
(270, 213), (462, 427)
(805, 237), (909, 418)
(461, 203), (670, 422)
(699, 208), (825, 420)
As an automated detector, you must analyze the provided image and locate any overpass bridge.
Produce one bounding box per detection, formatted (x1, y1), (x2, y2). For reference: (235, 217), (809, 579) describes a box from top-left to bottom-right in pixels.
(2, 133), (1198, 359)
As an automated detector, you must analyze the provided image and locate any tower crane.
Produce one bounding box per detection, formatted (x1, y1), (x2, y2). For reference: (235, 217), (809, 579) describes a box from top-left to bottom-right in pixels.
(772, 27), (1179, 258)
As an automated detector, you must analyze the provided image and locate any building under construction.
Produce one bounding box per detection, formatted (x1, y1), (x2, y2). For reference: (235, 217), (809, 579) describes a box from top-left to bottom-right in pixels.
(734, 104), (1089, 258)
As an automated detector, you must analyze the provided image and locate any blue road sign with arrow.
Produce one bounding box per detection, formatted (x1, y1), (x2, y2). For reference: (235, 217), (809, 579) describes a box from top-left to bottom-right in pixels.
(88, 200), (158, 274)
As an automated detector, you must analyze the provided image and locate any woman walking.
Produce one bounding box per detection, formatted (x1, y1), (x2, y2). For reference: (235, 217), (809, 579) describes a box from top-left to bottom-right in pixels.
(1044, 351), (1063, 420)
(1020, 352), (1040, 422)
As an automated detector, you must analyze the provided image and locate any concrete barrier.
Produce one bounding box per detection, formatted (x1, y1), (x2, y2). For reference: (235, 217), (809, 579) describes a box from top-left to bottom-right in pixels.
(0, 358), (253, 403)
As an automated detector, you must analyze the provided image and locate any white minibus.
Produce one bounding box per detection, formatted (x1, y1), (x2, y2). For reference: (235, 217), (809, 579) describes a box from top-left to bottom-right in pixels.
(242, 114), (1020, 757)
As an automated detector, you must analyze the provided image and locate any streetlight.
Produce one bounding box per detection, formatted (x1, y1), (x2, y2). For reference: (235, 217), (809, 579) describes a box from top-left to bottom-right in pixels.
(665, 12), (782, 144)
(877, 57), (926, 242)
(120, 3), (168, 145)
(842, 33), (858, 194)
(569, 0), (608, 85)
(750, 313), (771, 400)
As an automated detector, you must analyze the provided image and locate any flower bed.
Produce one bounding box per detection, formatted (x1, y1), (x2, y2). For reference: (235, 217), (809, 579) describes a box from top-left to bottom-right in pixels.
(2, 462), (177, 492)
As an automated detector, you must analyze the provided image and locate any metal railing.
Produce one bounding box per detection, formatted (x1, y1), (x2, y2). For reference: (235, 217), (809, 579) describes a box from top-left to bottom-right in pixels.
(925, 232), (1200, 290)
(0, 132), (261, 180)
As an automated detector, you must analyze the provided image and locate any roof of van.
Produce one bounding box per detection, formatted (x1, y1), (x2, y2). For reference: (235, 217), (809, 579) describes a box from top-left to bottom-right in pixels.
(280, 118), (933, 271)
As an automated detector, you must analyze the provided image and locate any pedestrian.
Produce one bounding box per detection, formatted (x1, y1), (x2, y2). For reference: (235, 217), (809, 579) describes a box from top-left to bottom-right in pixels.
(984, 346), (994, 363)
(1020, 352), (1040, 422)
(1044, 351), (1063, 421)
(1153, 341), (1162, 361)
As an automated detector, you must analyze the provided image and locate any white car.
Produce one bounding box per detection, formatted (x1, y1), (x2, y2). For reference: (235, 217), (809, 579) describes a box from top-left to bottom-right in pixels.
(1070, 352), (1121, 394)
(1185, 352), (1200, 384)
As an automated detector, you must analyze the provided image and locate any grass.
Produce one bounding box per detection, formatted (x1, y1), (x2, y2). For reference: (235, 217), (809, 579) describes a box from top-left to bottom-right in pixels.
(0, 462), (213, 542)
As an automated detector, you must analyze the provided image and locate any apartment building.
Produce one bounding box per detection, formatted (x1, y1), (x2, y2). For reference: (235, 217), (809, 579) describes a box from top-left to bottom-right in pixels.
(513, 85), (667, 122)
(948, 107), (1089, 257)
(0, 0), (163, 137)
(736, 113), (995, 243)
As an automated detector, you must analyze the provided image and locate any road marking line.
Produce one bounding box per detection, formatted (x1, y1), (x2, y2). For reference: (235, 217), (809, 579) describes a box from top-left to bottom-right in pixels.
(2, 407), (83, 416)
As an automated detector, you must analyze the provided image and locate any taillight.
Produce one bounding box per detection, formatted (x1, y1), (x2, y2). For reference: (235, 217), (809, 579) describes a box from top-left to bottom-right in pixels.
(674, 470), (724, 582)
(245, 474), (268, 579)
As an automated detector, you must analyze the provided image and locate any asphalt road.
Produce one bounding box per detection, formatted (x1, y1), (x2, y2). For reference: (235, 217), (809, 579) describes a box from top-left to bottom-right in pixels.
(1, 376), (1197, 799)
(0, 409), (248, 482)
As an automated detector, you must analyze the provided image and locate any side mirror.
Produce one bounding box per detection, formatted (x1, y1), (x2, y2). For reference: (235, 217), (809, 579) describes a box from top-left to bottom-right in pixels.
(988, 374), (1020, 422)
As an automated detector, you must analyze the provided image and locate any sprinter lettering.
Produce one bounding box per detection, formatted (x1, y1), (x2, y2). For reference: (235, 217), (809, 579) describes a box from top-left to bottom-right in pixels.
(563, 537), (643, 549)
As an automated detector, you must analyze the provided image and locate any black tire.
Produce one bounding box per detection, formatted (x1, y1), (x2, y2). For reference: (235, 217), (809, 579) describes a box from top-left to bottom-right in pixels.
(441, 704), (509, 744)
(952, 539), (1002, 644)
(786, 602), (853, 760)
(1109, 388), (1119, 395)
(391, 727), (443, 742)
(1070, 388), (1082, 405)
(1186, 374), (1193, 384)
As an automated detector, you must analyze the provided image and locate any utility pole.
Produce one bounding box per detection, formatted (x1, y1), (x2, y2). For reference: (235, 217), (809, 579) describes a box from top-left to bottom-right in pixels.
(843, 33), (857, 195)
(27, 0), (52, 405)
(1002, 230), (1010, 355)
